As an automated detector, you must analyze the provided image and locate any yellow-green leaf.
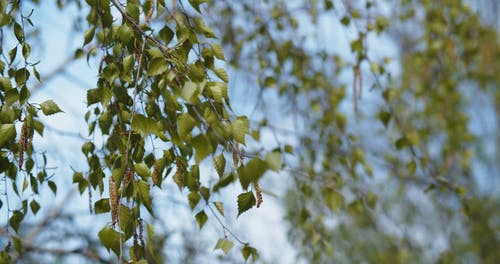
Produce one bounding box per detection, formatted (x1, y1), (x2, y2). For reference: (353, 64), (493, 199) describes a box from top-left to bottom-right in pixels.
(213, 201), (224, 216)
(210, 43), (225, 60)
(177, 113), (196, 139)
(134, 163), (150, 179)
(0, 124), (16, 147)
(40, 100), (63, 115)
(232, 116), (249, 145)
(98, 225), (121, 255)
(265, 152), (282, 171)
(213, 154), (225, 178)
(214, 238), (234, 254)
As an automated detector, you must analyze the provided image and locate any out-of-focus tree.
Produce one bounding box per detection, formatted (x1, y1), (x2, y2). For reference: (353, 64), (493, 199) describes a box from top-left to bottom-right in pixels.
(206, 0), (500, 263)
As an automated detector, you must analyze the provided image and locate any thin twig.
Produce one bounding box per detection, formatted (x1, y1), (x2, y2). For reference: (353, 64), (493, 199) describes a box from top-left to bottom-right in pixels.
(207, 203), (247, 245)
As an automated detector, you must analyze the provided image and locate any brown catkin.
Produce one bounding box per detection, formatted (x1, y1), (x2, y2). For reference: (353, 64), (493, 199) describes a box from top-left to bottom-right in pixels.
(87, 173), (94, 214)
(123, 165), (134, 190)
(109, 177), (119, 226)
(255, 182), (263, 208)
(18, 121), (28, 170)
(152, 160), (159, 186)
(138, 218), (145, 255)
(133, 230), (139, 261)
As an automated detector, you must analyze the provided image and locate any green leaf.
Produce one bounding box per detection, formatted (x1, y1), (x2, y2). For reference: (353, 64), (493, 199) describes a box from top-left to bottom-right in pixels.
(126, 3), (140, 22)
(206, 82), (227, 102)
(213, 173), (236, 192)
(14, 23), (23, 43)
(193, 17), (216, 38)
(265, 152), (282, 171)
(119, 205), (134, 239)
(123, 55), (134, 74)
(186, 165), (200, 191)
(378, 110), (391, 127)
(94, 198), (110, 214)
(83, 26), (95, 45)
(48, 180), (57, 194)
(147, 58), (168, 76)
(188, 191), (201, 209)
(0, 77), (12, 91)
(138, 180), (153, 215)
(0, 124), (16, 147)
(237, 191), (256, 217)
(192, 134), (213, 163)
(86, 88), (101, 106)
(4, 89), (19, 107)
(407, 160), (417, 176)
(395, 136), (410, 150)
(214, 238), (234, 254)
(232, 116), (249, 145)
(322, 189), (344, 212)
(188, 0), (208, 13)
(9, 211), (24, 233)
(159, 26), (174, 44)
(98, 225), (121, 255)
(132, 114), (161, 136)
(181, 81), (198, 102)
(213, 201), (224, 216)
(29, 200), (40, 215)
(72, 171), (89, 194)
(177, 113), (196, 139)
(238, 158), (268, 190)
(200, 187), (210, 201)
(340, 16), (350, 26)
(213, 154), (225, 178)
(213, 68), (228, 82)
(40, 100), (63, 115)
(210, 43), (225, 60)
(116, 24), (134, 44)
(242, 245), (258, 261)
(195, 210), (208, 229)
(33, 120), (44, 136)
(134, 163), (150, 179)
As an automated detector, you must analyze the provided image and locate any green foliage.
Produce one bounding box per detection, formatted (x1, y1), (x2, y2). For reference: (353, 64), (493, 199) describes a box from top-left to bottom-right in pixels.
(2, 0), (500, 263)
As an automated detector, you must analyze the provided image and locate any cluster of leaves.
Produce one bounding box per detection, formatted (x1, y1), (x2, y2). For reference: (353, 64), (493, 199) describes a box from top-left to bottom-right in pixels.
(0, 0), (286, 262)
(71, 0), (284, 262)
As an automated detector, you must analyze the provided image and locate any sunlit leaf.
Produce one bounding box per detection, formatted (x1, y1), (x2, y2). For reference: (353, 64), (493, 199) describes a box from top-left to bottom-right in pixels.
(40, 100), (63, 115)
(213, 201), (224, 216)
(0, 124), (16, 147)
(214, 238), (234, 254)
(98, 225), (121, 255)
(232, 116), (249, 145)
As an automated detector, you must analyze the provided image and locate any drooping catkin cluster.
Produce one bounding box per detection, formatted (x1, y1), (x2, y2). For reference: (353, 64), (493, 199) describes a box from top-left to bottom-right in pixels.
(132, 217), (146, 260)
(255, 182), (263, 208)
(138, 218), (145, 249)
(175, 158), (183, 187)
(88, 173), (93, 214)
(152, 160), (159, 186)
(18, 120), (31, 170)
(123, 164), (134, 190)
(109, 177), (120, 226)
